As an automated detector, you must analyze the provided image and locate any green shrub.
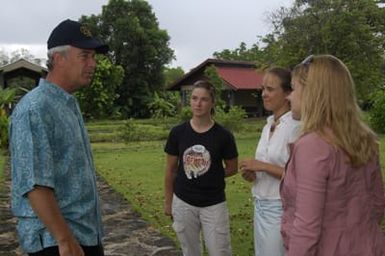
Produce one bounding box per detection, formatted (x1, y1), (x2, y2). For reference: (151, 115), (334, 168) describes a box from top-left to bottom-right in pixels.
(179, 106), (192, 122)
(147, 91), (179, 119)
(89, 133), (123, 143)
(215, 106), (247, 132)
(120, 119), (138, 142)
(178, 105), (247, 132)
(369, 89), (385, 133)
(120, 119), (169, 142)
(0, 112), (9, 149)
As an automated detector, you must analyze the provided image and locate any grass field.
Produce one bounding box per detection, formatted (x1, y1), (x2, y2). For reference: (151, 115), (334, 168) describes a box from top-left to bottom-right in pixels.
(89, 119), (262, 255)
(92, 139), (258, 255)
(88, 119), (385, 255)
(1, 117), (384, 255)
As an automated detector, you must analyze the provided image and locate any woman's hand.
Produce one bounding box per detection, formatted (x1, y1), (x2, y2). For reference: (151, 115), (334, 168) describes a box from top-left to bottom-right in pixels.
(240, 169), (256, 182)
(239, 159), (267, 182)
(164, 201), (173, 220)
(240, 159), (265, 172)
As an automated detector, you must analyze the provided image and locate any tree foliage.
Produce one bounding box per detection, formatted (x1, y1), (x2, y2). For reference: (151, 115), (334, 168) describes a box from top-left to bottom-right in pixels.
(204, 65), (226, 109)
(0, 87), (17, 148)
(204, 66), (247, 131)
(80, 0), (174, 118)
(213, 42), (267, 68)
(214, 0), (385, 106)
(164, 66), (184, 88)
(75, 55), (124, 120)
(267, 0), (385, 104)
(147, 91), (178, 119)
(145, 66), (183, 119)
(370, 88), (385, 132)
(0, 48), (44, 66)
(0, 50), (9, 66)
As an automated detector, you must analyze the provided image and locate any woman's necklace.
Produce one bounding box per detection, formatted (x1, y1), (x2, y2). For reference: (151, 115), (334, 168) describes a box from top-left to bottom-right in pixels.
(270, 111), (289, 134)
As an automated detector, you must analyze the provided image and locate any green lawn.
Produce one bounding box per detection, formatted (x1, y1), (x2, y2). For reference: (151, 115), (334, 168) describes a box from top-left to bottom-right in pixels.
(90, 119), (260, 255)
(0, 118), (383, 255)
(92, 138), (258, 255)
(88, 119), (385, 255)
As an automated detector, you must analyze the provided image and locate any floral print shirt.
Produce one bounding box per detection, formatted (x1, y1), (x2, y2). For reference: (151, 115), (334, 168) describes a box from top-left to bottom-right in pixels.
(10, 79), (103, 253)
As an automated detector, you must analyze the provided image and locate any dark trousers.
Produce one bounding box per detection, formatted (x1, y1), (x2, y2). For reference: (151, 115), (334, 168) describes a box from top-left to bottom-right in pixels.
(28, 244), (104, 256)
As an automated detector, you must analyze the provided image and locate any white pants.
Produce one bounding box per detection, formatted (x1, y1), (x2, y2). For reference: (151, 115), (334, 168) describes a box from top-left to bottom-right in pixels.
(172, 194), (232, 256)
(254, 199), (284, 256)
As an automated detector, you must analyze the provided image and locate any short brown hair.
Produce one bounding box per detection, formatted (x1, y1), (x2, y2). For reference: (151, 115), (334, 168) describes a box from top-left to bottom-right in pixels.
(267, 67), (292, 93)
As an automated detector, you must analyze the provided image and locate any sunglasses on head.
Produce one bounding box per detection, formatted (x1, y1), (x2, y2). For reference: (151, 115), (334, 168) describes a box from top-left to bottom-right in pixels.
(301, 55), (314, 69)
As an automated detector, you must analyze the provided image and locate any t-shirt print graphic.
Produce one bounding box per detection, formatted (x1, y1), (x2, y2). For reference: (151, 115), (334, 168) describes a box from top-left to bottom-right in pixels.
(182, 144), (211, 179)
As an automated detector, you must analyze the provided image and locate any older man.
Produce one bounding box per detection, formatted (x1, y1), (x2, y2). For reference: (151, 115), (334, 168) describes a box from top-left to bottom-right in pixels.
(10, 19), (108, 256)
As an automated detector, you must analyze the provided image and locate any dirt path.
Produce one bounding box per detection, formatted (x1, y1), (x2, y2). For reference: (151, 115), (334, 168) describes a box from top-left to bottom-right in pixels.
(0, 165), (181, 256)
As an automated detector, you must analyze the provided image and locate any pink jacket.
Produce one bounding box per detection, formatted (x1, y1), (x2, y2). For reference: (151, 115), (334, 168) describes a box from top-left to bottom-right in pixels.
(281, 132), (385, 256)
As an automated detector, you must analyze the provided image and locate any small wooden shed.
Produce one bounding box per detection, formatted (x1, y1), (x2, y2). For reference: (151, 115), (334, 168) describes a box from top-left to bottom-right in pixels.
(167, 58), (266, 117)
(0, 58), (47, 89)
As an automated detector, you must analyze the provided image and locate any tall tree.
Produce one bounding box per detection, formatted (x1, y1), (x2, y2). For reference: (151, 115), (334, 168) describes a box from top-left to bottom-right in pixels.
(164, 66), (184, 88)
(0, 50), (9, 66)
(80, 0), (174, 118)
(267, 0), (385, 105)
(10, 48), (35, 63)
(0, 48), (44, 66)
(75, 55), (124, 120)
(213, 42), (265, 65)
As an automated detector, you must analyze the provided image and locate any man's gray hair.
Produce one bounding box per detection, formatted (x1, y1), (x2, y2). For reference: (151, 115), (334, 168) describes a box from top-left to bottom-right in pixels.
(46, 45), (71, 71)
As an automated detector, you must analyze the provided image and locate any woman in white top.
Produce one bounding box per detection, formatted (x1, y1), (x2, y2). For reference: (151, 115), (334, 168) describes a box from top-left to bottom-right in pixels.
(240, 67), (300, 256)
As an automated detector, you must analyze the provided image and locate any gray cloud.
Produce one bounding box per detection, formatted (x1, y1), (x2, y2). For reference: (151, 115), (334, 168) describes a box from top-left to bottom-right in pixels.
(0, 0), (292, 70)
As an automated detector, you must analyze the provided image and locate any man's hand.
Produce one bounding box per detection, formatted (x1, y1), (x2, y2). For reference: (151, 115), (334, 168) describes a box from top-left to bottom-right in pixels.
(58, 237), (84, 256)
(27, 186), (84, 256)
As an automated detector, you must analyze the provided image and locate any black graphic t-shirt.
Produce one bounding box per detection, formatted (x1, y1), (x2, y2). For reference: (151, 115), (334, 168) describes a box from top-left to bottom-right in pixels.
(165, 121), (238, 207)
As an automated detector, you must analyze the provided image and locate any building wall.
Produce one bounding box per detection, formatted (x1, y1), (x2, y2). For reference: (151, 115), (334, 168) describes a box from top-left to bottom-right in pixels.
(233, 90), (265, 117)
(179, 86), (266, 117)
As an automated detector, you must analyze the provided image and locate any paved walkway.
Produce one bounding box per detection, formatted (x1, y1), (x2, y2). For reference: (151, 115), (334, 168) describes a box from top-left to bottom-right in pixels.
(0, 164), (181, 256)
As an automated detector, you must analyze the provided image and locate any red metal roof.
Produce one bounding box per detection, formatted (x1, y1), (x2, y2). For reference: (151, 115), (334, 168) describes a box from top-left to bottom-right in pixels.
(216, 66), (263, 90)
(167, 58), (265, 91)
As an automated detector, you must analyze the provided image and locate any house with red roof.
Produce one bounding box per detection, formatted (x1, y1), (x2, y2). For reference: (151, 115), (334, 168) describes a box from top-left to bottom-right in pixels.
(167, 58), (266, 117)
(0, 58), (47, 89)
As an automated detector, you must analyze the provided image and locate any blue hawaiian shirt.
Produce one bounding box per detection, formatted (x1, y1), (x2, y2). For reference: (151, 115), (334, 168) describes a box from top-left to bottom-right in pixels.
(9, 79), (103, 253)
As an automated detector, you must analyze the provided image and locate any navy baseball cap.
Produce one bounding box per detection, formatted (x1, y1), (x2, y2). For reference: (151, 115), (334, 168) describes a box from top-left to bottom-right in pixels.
(47, 19), (109, 54)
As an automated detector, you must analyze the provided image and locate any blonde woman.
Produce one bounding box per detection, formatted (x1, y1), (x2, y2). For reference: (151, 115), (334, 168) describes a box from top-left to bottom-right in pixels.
(281, 54), (385, 255)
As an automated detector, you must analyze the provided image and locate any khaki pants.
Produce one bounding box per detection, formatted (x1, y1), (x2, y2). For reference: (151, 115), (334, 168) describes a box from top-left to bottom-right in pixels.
(172, 194), (232, 256)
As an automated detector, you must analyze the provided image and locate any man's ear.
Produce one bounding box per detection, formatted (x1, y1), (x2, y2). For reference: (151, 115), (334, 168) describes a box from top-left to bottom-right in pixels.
(52, 51), (67, 68)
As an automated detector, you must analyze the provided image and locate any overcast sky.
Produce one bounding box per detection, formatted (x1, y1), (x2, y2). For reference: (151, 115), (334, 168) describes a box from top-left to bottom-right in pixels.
(0, 0), (293, 71)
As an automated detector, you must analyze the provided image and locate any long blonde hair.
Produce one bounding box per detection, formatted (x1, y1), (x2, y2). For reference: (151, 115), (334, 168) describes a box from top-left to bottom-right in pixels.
(293, 55), (378, 167)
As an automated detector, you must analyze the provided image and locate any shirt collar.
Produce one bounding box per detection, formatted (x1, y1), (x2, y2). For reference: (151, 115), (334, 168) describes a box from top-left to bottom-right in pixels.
(267, 111), (292, 125)
(39, 78), (77, 105)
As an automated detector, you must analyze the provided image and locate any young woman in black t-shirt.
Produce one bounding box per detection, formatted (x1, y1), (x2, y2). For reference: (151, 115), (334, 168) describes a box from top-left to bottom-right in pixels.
(164, 80), (238, 256)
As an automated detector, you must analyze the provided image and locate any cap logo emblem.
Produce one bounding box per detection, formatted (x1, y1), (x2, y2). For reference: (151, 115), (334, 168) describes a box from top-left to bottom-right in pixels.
(80, 26), (93, 37)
